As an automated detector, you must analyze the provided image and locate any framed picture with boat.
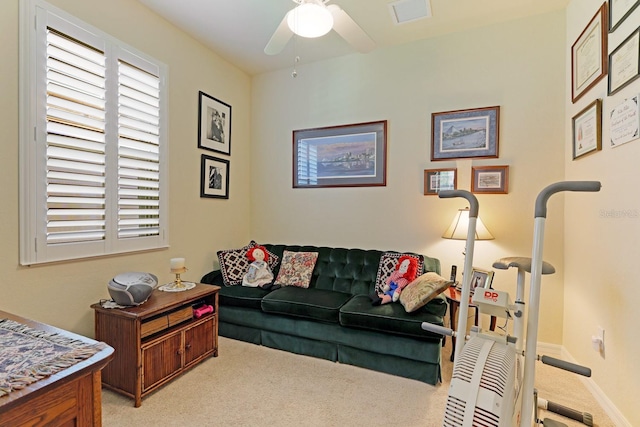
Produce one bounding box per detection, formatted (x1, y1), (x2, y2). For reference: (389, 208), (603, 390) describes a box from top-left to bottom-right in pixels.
(292, 120), (387, 188)
(431, 106), (500, 161)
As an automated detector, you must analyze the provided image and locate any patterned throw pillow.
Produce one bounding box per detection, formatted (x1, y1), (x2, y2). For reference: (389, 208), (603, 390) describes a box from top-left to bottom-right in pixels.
(274, 251), (319, 288)
(374, 252), (425, 294)
(399, 272), (452, 313)
(217, 241), (279, 286)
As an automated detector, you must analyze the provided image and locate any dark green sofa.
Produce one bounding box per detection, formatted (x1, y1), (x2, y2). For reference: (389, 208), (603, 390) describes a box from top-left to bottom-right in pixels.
(200, 244), (448, 385)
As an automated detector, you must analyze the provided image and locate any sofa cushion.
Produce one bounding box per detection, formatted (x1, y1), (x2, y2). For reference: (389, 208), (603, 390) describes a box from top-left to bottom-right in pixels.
(217, 284), (272, 310)
(400, 272), (452, 313)
(339, 294), (444, 339)
(374, 252), (425, 293)
(274, 250), (318, 288)
(217, 241), (279, 286)
(261, 287), (353, 323)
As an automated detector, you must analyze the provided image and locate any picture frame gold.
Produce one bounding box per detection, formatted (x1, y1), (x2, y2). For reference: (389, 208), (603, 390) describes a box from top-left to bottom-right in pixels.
(572, 99), (602, 160)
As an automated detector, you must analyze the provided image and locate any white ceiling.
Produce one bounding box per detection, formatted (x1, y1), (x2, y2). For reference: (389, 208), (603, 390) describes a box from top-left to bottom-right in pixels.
(136, 0), (569, 76)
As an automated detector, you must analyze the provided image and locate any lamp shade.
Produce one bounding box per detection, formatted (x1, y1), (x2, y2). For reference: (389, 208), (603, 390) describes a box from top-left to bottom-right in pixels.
(442, 208), (494, 240)
(287, 3), (334, 38)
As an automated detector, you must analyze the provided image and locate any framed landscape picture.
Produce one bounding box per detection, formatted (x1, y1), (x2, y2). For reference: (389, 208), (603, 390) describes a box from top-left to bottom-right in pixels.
(471, 165), (509, 194)
(198, 91), (232, 155)
(292, 121), (387, 188)
(431, 106), (500, 161)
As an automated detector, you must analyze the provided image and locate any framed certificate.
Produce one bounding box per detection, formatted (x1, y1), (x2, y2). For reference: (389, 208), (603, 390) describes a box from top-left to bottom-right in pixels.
(571, 3), (608, 103)
(609, 0), (640, 32)
(572, 99), (602, 159)
(608, 27), (640, 95)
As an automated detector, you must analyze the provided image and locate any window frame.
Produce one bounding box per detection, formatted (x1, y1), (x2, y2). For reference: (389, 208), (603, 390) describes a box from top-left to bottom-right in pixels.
(19, 0), (169, 265)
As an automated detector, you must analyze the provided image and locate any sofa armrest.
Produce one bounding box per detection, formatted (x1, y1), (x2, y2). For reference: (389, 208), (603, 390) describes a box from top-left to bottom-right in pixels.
(201, 270), (225, 286)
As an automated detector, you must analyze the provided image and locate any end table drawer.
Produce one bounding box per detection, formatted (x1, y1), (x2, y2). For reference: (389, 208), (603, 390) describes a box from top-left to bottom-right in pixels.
(168, 306), (193, 327)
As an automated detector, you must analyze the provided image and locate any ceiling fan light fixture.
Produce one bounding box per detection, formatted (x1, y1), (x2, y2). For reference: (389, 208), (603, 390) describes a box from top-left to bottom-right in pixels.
(287, 3), (334, 38)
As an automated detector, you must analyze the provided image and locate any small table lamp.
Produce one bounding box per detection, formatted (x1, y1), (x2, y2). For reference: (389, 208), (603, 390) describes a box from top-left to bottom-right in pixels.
(442, 207), (494, 241)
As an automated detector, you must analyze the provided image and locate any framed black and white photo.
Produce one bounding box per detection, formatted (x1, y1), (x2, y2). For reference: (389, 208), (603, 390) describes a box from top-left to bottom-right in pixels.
(469, 268), (494, 294)
(431, 106), (500, 161)
(200, 154), (229, 199)
(198, 91), (231, 155)
(572, 99), (602, 159)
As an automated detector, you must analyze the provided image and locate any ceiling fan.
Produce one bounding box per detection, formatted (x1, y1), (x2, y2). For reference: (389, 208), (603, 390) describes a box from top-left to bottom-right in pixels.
(264, 0), (376, 55)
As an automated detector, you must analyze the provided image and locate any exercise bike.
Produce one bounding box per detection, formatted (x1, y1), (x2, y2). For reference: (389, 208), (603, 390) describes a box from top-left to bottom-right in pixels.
(421, 181), (600, 427)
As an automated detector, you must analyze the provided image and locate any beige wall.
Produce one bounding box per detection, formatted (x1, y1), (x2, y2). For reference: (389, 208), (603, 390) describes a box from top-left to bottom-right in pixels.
(250, 11), (568, 343)
(0, 0), (251, 336)
(564, 2), (639, 425)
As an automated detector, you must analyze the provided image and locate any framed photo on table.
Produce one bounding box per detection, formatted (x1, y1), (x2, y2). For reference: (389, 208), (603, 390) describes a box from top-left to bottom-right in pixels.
(608, 27), (640, 95)
(200, 154), (229, 199)
(572, 99), (602, 159)
(424, 168), (457, 195)
(431, 106), (500, 161)
(198, 91), (232, 155)
(471, 165), (509, 194)
(292, 121), (387, 188)
(469, 268), (494, 294)
(609, 0), (640, 32)
(571, 3), (608, 103)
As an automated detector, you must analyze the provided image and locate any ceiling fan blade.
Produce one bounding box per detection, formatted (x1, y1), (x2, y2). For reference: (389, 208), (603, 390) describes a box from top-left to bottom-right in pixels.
(264, 12), (294, 55)
(328, 4), (375, 53)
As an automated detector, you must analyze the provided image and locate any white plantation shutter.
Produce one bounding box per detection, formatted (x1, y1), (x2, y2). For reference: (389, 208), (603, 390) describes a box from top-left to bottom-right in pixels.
(20, 0), (168, 265)
(46, 29), (107, 245)
(117, 61), (161, 239)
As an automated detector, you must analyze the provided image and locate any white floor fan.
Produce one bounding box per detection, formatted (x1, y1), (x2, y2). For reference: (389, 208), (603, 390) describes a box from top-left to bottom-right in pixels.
(264, 0), (375, 55)
(422, 182), (600, 427)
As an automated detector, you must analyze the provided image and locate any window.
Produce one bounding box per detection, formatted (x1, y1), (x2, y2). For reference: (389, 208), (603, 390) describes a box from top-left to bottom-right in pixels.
(20, 0), (168, 265)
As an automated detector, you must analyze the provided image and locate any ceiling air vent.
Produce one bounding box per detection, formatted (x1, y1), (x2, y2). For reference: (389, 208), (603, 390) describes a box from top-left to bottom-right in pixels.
(388, 0), (432, 25)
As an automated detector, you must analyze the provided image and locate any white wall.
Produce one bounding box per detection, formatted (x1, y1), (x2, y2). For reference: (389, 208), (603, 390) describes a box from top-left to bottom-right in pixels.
(0, 0), (251, 336)
(565, 2), (640, 425)
(251, 11), (568, 343)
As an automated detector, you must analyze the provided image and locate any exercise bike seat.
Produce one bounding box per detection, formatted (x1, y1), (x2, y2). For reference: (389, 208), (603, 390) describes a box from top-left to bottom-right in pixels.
(492, 256), (556, 275)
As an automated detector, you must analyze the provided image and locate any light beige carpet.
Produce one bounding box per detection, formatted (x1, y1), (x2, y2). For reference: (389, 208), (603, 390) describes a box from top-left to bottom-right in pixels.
(102, 336), (615, 426)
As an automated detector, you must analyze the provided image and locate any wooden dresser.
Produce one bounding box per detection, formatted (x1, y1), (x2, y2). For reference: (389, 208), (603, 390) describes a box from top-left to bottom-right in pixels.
(0, 310), (114, 427)
(91, 283), (219, 407)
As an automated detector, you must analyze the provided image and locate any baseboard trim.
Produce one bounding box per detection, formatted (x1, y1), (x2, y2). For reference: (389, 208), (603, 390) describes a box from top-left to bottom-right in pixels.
(536, 341), (630, 427)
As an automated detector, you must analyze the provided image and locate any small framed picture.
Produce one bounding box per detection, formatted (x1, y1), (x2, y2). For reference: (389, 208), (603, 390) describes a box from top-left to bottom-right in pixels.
(431, 106), (500, 161)
(571, 3), (608, 103)
(424, 168), (457, 195)
(200, 154), (229, 199)
(198, 91), (232, 155)
(572, 99), (602, 159)
(471, 165), (509, 194)
(469, 267), (494, 294)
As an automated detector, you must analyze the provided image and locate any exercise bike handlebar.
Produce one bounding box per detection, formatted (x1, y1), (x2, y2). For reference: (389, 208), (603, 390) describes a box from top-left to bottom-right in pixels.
(535, 181), (601, 218)
(421, 322), (454, 337)
(438, 190), (479, 217)
(540, 355), (592, 377)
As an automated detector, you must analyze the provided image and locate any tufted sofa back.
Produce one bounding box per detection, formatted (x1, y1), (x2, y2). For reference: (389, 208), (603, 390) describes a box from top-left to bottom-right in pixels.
(263, 244), (440, 296)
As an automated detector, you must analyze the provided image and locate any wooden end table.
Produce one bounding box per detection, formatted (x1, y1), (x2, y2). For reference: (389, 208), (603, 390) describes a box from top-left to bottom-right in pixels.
(0, 310), (114, 427)
(445, 286), (497, 362)
(91, 283), (219, 407)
